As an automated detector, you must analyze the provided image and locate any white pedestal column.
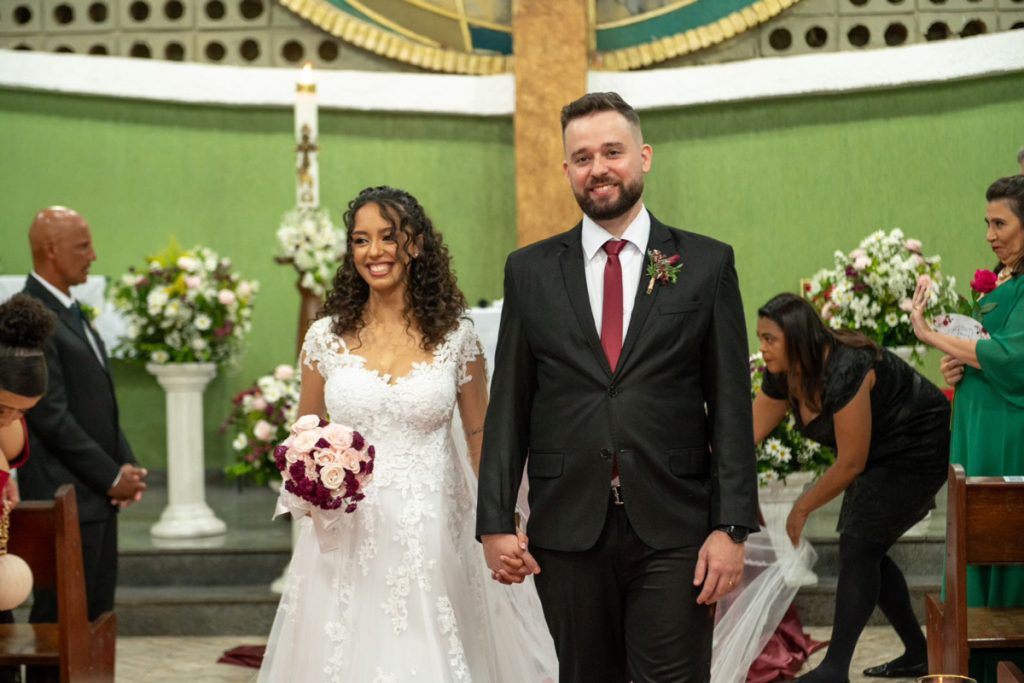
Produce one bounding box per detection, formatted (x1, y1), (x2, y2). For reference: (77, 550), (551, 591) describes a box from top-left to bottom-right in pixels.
(147, 362), (226, 539)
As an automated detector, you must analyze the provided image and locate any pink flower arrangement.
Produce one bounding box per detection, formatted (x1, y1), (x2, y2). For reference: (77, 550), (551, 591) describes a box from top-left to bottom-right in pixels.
(274, 415), (375, 514)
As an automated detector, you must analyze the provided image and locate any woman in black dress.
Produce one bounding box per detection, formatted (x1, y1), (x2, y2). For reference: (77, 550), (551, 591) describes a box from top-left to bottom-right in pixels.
(753, 293), (949, 683)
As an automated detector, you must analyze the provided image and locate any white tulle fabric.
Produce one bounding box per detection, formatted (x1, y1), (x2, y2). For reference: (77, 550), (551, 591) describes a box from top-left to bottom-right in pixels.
(258, 318), (557, 683)
(711, 481), (820, 683)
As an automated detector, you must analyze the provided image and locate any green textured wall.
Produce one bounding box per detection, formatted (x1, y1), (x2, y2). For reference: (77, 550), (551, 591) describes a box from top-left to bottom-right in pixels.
(0, 90), (515, 469)
(1, 70), (1022, 469)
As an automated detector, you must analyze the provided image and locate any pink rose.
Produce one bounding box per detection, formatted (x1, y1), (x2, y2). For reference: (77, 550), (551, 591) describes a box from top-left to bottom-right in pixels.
(899, 299), (914, 313)
(971, 269), (998, 294)
(237, 281), (252, 298)
(917, 274), (933, 290)
(292, 414), (320, 432)
(252, 420), (274, 441)
(904, 238), (923, 253)
(854, 255), (871, 271)
(315, 449), (337, 466)
(284, 447), (302, 464)
(320, 464), (346, 490)
(322, 423), (353, 450)
(251, 397), (268, 411)
(340, 448), (364, 472)
(217, 289), (236, 305)
(274, 364), (295, 381)
(293, 430), (319, 453)
(185, 275), (202, 289)
(850, 248), (867, 259)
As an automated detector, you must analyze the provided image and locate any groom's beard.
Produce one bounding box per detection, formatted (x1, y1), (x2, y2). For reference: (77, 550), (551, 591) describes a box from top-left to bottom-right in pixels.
(573, 175), (644, 222)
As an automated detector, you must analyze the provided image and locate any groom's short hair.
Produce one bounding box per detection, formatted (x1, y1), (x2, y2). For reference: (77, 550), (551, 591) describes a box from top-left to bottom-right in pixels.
(560, 92), (641, 135)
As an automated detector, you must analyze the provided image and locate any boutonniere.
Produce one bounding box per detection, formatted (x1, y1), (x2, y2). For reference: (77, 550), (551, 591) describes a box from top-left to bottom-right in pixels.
(79, 303), (100, 323)
(645, 249), (683, 295)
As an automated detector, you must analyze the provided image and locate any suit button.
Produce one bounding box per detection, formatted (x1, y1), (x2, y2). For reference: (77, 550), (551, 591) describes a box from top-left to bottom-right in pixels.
(608, 386), (617, 397)
(600, 449), (612, 460)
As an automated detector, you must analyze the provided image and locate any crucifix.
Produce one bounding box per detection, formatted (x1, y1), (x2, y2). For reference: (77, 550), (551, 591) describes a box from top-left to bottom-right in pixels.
(296, 124), (319, 207)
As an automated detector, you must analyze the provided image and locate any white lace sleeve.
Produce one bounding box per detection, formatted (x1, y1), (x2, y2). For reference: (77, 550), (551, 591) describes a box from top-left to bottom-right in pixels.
(455, 318), (487, 390)
(301, 317), (344, 379)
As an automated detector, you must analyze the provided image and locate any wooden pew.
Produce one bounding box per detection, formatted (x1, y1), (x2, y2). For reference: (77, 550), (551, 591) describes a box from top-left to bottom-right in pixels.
(0, 485), (116, 682)
(925, 464), (1024, 675)
(998, 661), (1024, 683)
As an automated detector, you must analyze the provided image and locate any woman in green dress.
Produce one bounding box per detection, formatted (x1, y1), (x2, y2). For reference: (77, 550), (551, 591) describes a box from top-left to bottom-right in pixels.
(910, 174), (1024, 681)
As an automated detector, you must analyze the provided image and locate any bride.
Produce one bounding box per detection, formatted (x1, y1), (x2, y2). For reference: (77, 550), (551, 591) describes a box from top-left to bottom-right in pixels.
(258, 186), (557, 682)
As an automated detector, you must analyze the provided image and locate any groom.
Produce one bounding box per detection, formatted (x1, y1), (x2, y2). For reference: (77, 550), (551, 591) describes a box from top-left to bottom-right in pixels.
(477, 92), (758, 682)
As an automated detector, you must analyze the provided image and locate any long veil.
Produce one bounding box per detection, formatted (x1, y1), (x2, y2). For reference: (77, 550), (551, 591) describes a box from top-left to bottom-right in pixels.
(711, 506), (819, 683)
(448, 407), (557, 681)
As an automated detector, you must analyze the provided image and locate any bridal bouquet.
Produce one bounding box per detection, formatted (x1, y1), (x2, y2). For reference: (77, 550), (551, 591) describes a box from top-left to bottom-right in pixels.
(110, 241), (258, 366)
(802, 228), (959, 360)
(222, 365), (301, 487)
(750, 353), (835, 486)
(274, 207), (345, 297)
(273, 416), (375, 550)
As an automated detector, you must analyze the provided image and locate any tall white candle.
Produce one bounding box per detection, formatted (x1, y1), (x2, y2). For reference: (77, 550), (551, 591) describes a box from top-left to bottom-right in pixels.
(295, 62), (319, 209)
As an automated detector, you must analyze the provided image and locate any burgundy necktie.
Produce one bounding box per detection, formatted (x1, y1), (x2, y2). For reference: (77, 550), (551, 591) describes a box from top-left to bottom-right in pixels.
(601, 240), (627, 373)
(601, 240), (627, 485)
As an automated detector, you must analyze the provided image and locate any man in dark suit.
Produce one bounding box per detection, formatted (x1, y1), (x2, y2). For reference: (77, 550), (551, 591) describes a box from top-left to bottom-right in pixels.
(477, 93), (758, 682)
(21, 206), (147, 623)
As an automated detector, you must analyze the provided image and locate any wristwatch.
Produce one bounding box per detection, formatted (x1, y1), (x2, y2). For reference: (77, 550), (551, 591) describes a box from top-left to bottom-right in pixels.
(715, 525), (749, 544)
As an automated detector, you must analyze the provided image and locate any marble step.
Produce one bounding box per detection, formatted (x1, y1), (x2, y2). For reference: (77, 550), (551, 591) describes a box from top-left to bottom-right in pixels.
(793, 575), (939, 626)
(116, 585), (280, 637)
(119, 548), (290, 587)
(802, 536), (945, 578)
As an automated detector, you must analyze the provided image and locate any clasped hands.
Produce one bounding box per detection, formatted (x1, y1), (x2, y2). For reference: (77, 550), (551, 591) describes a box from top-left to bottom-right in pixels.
(482, 529), (538, 585)
(481, 528), (744, 605)
(107, 463), (148, 508)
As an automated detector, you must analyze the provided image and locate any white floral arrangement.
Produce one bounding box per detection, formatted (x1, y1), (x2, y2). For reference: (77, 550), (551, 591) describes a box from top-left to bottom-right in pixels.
(802, 228), (960, 356)
(110, 242), (258, 366)
(275, 207), (345, 297)
(223, 364), (301, 486)
(750, 353), (835, 487)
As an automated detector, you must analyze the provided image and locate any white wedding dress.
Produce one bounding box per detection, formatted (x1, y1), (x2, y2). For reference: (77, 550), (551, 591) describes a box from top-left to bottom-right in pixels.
(258, 317), (557, 683)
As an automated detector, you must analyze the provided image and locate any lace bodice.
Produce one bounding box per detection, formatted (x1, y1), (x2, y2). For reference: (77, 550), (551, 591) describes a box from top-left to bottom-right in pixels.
(302, 316), (483, 492)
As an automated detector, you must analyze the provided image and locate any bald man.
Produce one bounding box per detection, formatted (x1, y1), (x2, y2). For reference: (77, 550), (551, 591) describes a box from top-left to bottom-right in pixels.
(21, 207), (147, 624)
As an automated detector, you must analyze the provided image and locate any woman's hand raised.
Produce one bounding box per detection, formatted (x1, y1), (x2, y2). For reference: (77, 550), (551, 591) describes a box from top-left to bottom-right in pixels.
(910, 278), (934, 343)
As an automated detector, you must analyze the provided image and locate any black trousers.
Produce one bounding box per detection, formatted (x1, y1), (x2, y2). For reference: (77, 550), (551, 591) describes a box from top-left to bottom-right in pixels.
(531, 502), (713, 683)
(29, 514), (118, 623)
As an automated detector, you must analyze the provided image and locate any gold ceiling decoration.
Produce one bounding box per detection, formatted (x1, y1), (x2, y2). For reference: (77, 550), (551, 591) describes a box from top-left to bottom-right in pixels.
(278, 0), (804, 74)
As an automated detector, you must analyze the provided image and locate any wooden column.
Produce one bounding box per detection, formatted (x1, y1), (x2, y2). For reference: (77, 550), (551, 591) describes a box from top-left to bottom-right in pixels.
(513, 0), (590, 247)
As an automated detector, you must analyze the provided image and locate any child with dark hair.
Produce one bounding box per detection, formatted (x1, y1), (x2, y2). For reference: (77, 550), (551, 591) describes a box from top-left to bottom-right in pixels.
(0, 293), (55, 683)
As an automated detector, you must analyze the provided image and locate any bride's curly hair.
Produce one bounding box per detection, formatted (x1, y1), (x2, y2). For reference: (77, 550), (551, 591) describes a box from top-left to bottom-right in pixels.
(322, 186), (467, 351)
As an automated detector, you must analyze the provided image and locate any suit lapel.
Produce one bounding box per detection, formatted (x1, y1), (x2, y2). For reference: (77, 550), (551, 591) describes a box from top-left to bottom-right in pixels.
(559, 226), (614, 379)
(615, 217), (676, 375)
(24, 277), (110, 374)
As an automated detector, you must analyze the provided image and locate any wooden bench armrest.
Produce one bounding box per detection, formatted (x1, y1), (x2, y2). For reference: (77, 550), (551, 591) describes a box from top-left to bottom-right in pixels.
(998, 661), (1024, 683)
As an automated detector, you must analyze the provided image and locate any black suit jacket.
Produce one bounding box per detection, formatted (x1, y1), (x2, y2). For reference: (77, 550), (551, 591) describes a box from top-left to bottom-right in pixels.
(476, 214), (758, 551)
(21, 276), (137, 523)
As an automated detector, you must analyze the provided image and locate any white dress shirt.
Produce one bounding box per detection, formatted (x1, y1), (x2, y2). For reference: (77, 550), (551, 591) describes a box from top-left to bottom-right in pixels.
(581, 206), (651, 342)
(31, 271), (104, 364)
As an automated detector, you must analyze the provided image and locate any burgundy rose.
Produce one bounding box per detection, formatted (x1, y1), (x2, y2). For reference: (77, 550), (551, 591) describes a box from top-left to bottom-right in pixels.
(971, 269), (998, 294)
(351, 432), (365, 451)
